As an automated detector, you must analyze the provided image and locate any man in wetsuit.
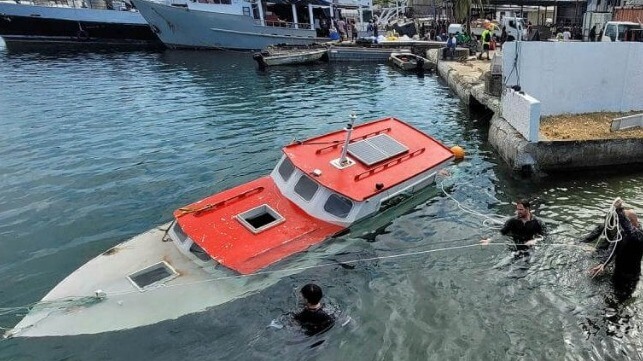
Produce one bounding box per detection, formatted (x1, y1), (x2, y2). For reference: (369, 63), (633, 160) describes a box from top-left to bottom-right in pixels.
(589, 202), (643, 302)
(481, 199), (546, 253)
(294, 283), (334, 336)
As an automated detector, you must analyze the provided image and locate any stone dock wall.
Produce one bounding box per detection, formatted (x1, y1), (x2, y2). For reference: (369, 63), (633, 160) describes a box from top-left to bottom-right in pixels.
(426, 49), (643, 173)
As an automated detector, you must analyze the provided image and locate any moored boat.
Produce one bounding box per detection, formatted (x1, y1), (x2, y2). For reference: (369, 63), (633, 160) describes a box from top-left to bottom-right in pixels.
(0, 0), (163, 50)
(129, 0), (374, 50)
(252, 45), (328, 68)
(5, 116), (454, 338)
(389, 52), (433, 72)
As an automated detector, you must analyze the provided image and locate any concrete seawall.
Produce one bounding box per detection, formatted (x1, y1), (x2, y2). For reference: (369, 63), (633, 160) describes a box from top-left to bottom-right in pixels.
(426, 49), (643, 173)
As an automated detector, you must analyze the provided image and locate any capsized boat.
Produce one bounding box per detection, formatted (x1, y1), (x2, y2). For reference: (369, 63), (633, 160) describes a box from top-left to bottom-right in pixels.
(389, 52), (433, 72)
(5, 116), (454, 338)
(253, 45), (328, 68)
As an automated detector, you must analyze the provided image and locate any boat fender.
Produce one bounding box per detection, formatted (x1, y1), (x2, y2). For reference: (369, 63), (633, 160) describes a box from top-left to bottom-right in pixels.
(450, 146), (465, 160)
(77, 30), (89, 41)
(94, 289), (107, 299)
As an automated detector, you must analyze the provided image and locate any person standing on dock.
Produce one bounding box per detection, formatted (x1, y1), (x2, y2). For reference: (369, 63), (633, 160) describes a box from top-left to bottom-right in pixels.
(589, 25), (597, 42)
(589, 200), (643, 302)
(337, 18), (347, 41)
(478, 26), (492, 60)
(480, 199), (546, 256)
(373, 17), (379, 39)
(447, 33), (457, 60)
(350, 20), (358, 42)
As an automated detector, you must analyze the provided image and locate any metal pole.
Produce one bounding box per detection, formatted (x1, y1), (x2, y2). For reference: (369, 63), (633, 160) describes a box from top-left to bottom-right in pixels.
(339, 113), (357, 166)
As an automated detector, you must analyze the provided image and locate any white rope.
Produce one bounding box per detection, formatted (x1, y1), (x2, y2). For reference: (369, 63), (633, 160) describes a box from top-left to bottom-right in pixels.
(439, 180), (505, 229)
(599, 198), (624, 267)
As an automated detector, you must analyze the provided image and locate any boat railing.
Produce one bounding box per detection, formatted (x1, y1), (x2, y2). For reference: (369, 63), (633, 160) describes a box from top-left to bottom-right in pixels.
(176, 186), (265, 218)
(28, 0), (128, 10)
(354, 148), (426, 181)
(315, 127), (393, 155)
(257, 19), (313, 30)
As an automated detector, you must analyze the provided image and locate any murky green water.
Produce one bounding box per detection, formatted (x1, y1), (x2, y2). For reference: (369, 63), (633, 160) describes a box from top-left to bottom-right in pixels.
(0, 45), (642, 360)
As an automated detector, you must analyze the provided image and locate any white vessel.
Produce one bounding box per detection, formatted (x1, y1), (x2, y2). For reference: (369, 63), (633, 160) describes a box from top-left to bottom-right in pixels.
(130, 0), (371, 50)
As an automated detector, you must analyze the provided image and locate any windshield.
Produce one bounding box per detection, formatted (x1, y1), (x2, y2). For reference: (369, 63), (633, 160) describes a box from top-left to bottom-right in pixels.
(618, 24), (643, 41)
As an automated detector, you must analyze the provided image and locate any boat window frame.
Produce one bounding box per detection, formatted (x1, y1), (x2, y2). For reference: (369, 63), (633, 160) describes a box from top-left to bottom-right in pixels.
(278, 157), (296, 182)
(237, 204), (285, 234)
(127, 261), (179, 291)
(323, 193), (354, 219)
(294, 174), (319, 202)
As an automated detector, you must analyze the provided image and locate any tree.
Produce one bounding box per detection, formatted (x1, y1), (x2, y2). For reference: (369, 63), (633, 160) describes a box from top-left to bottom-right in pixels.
(451, 0), (487, 32)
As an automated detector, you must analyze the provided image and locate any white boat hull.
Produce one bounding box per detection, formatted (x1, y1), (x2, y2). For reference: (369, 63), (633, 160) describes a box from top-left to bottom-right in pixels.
(130, 0), (326, 50)
(6, 223), (290, 337)
(6, 221), (361, 338)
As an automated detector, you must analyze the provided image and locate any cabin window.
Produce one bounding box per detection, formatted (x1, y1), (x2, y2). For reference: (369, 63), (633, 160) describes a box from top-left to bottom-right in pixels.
(324, 194), (353, 219)
(189, 242), (211, 261)
(237, 204), (284, 233)
(294, 175), (319, 201)
(172, 222), (189, 244)
(128, 262), (178, 290)
(278, 158), (295, 182)
(243, 6), (250, 16)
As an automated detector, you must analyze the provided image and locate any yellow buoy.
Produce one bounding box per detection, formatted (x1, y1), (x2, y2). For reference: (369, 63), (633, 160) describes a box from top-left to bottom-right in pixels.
(451, 145), (465, 160)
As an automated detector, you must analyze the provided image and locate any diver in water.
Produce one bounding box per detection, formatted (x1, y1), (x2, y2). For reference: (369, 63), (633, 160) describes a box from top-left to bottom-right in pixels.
(589, 200), (643, 303)
(293, 284), (335, 336)
(480, 199), (546, 257)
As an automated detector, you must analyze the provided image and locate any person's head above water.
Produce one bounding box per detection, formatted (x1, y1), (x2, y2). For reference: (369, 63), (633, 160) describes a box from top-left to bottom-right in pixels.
(516, 199), (531, 219)
(301, 283), (323, 306)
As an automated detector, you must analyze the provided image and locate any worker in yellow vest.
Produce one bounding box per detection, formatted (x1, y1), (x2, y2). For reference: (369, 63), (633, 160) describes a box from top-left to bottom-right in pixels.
(478, 26), (492, 60)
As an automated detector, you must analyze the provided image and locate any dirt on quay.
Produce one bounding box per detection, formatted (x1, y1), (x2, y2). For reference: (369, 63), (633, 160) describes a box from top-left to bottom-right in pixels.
(540, 112), (643, 140)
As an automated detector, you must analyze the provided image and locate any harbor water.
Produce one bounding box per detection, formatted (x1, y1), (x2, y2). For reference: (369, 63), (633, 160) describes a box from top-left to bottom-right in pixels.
(1, 45), (642, 360)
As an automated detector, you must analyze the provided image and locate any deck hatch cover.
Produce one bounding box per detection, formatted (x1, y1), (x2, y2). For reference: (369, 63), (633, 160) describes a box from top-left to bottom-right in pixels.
(347, 134), (408, 166)
(128, 261), (178, 290)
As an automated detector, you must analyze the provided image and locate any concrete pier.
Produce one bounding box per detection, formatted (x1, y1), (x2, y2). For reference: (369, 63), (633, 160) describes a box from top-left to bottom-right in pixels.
(426, 49), (643, 173)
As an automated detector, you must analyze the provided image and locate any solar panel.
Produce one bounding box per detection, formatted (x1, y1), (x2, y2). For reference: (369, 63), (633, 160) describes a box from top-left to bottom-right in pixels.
(347, 134), (408, 166)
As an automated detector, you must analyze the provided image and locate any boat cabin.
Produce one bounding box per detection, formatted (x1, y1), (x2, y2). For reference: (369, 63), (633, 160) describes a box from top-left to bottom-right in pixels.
(171, 117), (453, 274)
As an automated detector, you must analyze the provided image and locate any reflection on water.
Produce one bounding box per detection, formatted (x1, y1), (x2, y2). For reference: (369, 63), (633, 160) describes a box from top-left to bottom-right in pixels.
(0, 49), (642, 360)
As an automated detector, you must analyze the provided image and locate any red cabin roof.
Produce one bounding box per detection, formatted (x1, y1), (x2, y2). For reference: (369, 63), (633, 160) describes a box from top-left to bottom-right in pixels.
(174, 176), (343, 274)
(284, 117), (454, 201)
